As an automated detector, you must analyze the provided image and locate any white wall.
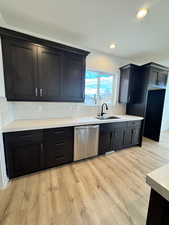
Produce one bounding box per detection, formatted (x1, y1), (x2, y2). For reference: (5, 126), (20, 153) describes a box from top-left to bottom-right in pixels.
(161, 79), (169, 131)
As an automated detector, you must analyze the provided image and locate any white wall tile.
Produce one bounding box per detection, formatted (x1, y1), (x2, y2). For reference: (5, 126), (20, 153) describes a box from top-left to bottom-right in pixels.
(12, 102), (126, 120)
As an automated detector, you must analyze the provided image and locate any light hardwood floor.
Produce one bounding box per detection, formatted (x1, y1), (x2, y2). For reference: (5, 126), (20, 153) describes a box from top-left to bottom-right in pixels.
(0, 132), (169, 225)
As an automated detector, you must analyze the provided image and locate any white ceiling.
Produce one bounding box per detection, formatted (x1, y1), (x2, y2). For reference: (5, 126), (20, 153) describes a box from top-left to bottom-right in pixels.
(0, 0), (168, 59)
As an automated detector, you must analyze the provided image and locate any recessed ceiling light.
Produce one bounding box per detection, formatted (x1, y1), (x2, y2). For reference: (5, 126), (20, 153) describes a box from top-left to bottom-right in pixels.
(136, 8), (148, 19)
(110, 43), (116, 49)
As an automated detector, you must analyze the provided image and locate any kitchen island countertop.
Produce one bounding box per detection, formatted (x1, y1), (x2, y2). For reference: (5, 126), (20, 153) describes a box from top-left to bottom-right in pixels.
(146, 163), (169, 201)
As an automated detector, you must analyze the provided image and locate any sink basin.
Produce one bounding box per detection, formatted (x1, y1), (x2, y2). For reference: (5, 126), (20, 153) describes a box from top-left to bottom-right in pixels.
(96, 116), (120, 120)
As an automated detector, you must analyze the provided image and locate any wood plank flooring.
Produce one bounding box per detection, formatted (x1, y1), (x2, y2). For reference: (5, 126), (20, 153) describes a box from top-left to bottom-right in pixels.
(0, 132), (169, 225)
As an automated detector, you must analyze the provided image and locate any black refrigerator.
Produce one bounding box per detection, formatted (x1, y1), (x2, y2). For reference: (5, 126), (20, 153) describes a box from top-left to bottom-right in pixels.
(144, 89), (166, 142)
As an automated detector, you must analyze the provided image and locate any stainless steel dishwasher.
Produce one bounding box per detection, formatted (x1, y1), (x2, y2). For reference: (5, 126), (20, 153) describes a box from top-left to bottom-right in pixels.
(74, 125), (99, 161)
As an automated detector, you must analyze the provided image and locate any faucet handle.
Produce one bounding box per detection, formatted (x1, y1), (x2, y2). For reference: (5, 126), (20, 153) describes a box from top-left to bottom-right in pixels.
(101, 112), (107, 117)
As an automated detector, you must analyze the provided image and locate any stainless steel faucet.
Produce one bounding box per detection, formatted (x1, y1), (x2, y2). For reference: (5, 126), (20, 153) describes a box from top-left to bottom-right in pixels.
(100, 103), (108, 117)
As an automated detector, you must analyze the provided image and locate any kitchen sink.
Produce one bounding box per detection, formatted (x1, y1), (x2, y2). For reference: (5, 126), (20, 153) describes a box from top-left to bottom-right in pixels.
(96, 116), (120, 120)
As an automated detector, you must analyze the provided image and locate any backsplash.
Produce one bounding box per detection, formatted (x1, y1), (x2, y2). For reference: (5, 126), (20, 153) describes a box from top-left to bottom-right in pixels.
(0, 97), (13, 128)
(12, 102), (126, 120)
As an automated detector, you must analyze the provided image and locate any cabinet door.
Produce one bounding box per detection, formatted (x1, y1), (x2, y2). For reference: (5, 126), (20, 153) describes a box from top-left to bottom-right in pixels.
(3, 130), (43, 178)
(123, 128), (133, 147)
(62, 52), (85, 102)
(2, 37), (38, 101)
(99, 124), (112, 154)
(127, 121), (141, 146)
(131, 127), (141, 145)
(149, 68), (168, 88)
(119, 67), (130, 103)
(157, 70), (168, 87)
(37, 46), (62, 101)
(111, 127), (124, 150)
(43, 127), (73, 168)
(149, 70), (158, 87)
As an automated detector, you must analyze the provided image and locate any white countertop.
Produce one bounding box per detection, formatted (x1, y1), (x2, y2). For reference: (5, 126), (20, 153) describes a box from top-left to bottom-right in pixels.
(146, 163), (169, 201)
(2, 115), (143, 133)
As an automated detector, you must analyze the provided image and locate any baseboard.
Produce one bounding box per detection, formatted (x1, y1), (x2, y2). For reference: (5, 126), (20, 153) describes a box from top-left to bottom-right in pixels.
(0, 176), (9, 189)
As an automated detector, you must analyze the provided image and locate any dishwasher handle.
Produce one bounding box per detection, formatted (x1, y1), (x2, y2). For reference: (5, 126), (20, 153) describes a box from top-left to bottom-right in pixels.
(75, 125), (99, 129)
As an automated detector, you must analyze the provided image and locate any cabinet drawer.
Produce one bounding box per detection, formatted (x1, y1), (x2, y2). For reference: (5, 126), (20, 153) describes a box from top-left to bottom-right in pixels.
(4, 130), (43, 146)
(111, 122), (128, 128)
(44, 127), (73, 142)
(100, 121), (129, 130)
(127, 120), (142, 127)
(43, 129), (73, 168)
(44, 128), (65, 143)
(44, 142), (66, 160)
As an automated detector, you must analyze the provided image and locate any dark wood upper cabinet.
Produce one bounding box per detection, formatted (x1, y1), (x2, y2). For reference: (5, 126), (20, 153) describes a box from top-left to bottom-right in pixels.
(2, 37), (38, 101)
(119, 66), (130, 103)
(119, 64), (140, 104)
(148, 67), (168, 88)
(0, 27), (89, 102)
(62, 52), (85, 102)
(138, 63), (169, 93)
(119, 63), (169, 107)
(37, 46), (62, 101)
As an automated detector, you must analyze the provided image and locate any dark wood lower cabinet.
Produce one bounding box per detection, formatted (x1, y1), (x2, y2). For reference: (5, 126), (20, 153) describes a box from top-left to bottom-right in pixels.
(99, 120), (142, 154)
(3, 130), (43, 178)
(4, 121), (143, 178)
(99, 124), (112, 154)
(111, 126), (124, 150)
(146, 189), (169, 225)
(3, 127), (74, 178)
(43, 128), (73, 169)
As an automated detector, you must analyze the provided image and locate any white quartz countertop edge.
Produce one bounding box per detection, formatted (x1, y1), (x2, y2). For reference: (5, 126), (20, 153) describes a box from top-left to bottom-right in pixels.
(2, 115), (143, 133)
(146, 163), (169, 202)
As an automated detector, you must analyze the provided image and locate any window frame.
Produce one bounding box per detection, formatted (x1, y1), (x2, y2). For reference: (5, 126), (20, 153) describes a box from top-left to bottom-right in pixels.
(84, 69), (117, 106)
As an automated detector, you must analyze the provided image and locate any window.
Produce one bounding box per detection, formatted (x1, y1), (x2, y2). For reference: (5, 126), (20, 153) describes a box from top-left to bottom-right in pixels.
(85, 70), (114, 105)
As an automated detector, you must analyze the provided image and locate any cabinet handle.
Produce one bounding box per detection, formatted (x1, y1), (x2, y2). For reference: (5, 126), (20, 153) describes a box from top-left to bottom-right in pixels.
(40, 143), (43, 153)
(110, 132), (112, 146)
(40, 143), (44, 168)
(123, 130), (125, 145)
(156, 72), (159, 85)
(40, 88), (43, 97)
(35, 88), (38, 97)
(128, 95), (131, 102)
(131, 129), (134, 143)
